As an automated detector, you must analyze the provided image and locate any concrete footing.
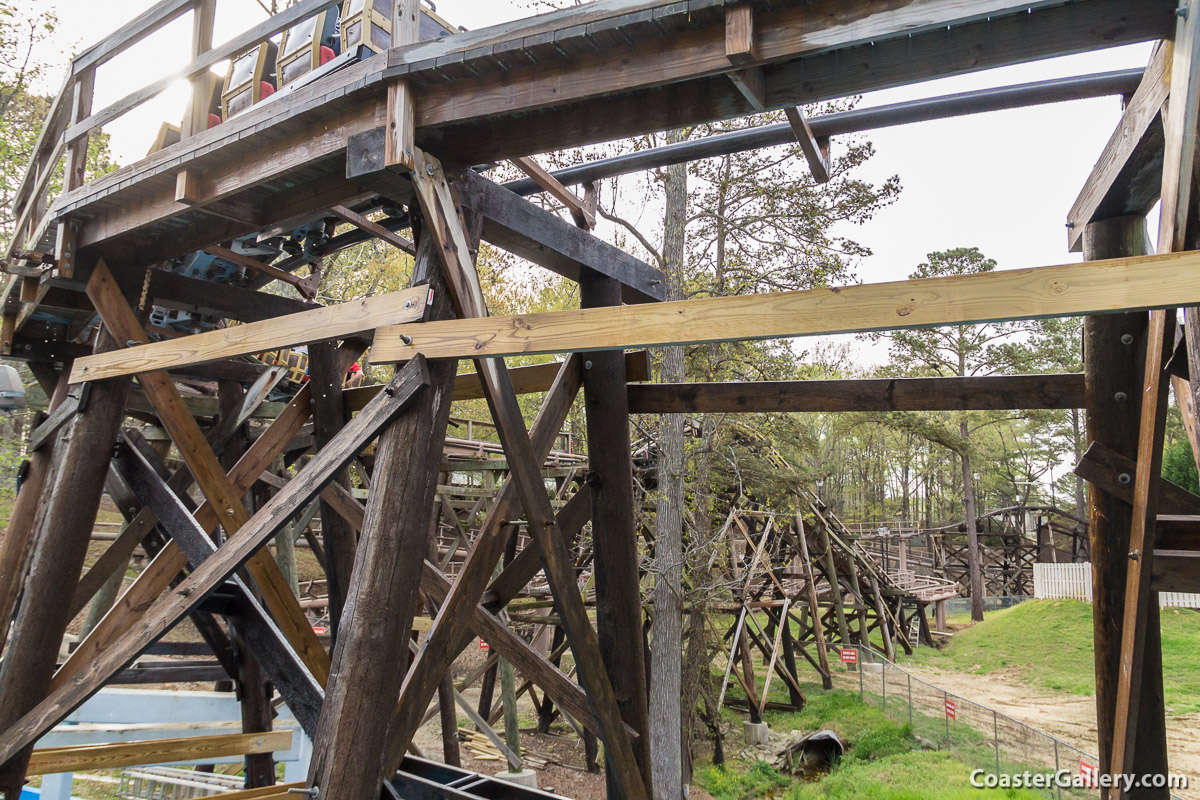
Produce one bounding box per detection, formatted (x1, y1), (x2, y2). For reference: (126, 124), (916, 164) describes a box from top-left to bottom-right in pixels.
(497, 769), (539, 789)
(744, 720), (769, 745)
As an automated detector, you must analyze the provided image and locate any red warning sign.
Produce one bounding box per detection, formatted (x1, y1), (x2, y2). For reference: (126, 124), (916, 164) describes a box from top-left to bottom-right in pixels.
(1080, 760), (1099, 788)
(839, 648), (858, 664)
(479, 637), (489, 650)
(944, 698), (957, 720)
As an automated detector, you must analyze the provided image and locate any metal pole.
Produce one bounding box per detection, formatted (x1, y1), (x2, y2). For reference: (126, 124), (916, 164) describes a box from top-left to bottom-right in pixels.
(882, 657), (887, 712)
(944, 692), (950, 742)
(908, 673), (913, 729)
(858, 646), (864, 699)
(1054, 739), (1062, 800)
(993, 710), (1000, 774)
(503, 70), (1143, 194)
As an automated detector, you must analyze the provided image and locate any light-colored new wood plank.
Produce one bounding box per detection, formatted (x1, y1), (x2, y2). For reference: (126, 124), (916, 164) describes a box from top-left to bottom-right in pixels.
(373, 250), (1200, 362)
(71, 285), (428, 382)
(28, 730), (293, 775)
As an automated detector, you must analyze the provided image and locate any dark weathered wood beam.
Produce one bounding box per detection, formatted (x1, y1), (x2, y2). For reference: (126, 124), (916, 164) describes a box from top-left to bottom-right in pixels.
(627, 374), (1086, 413)
(52, 0), (1173, 265)
(0, 360), (430, 766)
(0, 332), (131, 795)
(1066, 44), (1170, 252)
(115, 433), (325, 734)
(453, 169), (664, 303)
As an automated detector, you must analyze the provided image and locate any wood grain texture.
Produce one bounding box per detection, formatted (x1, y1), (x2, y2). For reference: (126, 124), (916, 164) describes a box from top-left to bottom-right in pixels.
(374, 251), (1200, 362)
(71, 284), (427, 382)
(28, 730), (293, 775)
(1066, 43), (1170, 251)
(84, 261), (331, 685)
(784, 106), (829, 183)
(453, 168), (665, 303)
(627, 374), (1085, 413)
(0, 359), (430, 765)
(511, 156), (595, 229)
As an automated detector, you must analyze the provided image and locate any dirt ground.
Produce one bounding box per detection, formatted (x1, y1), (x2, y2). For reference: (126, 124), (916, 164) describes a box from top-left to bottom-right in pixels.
(906, 664), (1200, 798)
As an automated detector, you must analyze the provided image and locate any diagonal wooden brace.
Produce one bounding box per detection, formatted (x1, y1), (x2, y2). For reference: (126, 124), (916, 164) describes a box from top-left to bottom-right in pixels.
(401, 148), (650, 800)
(85, 259), (331, 684)
(0, 357), (430, 765)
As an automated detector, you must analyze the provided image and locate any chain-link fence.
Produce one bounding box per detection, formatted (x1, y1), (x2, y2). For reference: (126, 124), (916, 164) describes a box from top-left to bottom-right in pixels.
(828, 644), (1189, 800)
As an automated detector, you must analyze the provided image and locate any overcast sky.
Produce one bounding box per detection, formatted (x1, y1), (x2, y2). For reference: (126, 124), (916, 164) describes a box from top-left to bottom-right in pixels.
(29, 1), (1156, 364)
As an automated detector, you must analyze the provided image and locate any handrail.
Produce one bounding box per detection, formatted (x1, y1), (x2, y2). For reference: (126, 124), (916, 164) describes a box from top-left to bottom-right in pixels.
(64, 0), (342, 146)
(71, 0), (197, 73)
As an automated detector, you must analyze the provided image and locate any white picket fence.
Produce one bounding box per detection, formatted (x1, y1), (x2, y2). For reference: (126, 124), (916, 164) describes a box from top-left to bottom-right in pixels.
(1033, 563), (1200, 608)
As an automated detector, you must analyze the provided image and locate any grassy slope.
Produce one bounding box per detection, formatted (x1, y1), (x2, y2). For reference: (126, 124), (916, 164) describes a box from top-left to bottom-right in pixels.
(698, 690), (1044, 800)
(907, 599), (1200, 715)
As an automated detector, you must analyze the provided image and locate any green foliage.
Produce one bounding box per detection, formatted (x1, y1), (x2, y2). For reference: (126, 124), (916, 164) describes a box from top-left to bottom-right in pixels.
(699, 690), (1043, 800)
(1162, 436), (1200, 494)
(908, 600), (1200, 714)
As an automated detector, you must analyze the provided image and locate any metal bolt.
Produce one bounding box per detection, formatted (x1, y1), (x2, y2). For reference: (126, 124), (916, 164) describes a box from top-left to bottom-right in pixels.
(1121, 333), (1134, 345)
(385, 386), (396, 397)
(1065, 221), (1075, 229)
(1129, 549), (1141, 561)
(399, 334), (413, 346)
(404, 300), (412, 309)
(1118, 472), (1132, 485)
(1114, 391), (1128, 403)
(125, 339), (140, 348)
(226, 508), (235, 516)
(584, 360), (593, 370)
(1178, 5), (1188, 18)
(425, 164), (436, 176)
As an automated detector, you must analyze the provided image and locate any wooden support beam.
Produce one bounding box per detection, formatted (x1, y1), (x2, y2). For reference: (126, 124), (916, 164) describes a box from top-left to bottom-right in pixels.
(1108, 307), (1174, 790)
(308, 342), (357, 641)
(373, 251), (1200, 362)
(356, 161), (665, 304)
(580, 273), (650, 796)
(0, 372), (70, 655)
(1067, 43), (1171, 252)
(0, 331), (131, 796)
(627, 373), (1085, 413)
(403, 151), (648, 800)
(70, 282), (426, 382)
(0, 359), (430, 766)
(329, 205), (415, 253)
(146, 270), (317, 323)
(1110, 0), (1200, 784)
(511, 157), (595, 229)
(783, 107), (830, 183)
(70, 362), (302, 620)
(308, 233), (458, 800)
(117, 432), (325, 735)
(84, 260), (332, 684)
(384, 0), (420, 170)
(28, 730), (293, 776)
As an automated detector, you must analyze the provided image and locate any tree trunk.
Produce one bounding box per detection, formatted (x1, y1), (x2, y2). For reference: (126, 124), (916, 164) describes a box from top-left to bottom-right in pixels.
(959, 422), (984, 622)
(649, 127), (687, 800)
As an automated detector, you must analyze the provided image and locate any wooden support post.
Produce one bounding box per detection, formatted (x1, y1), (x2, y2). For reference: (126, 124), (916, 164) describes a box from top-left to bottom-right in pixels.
(182, 0), (216, 138)
(1084, 217), (1169, 796)
(797, 516), (832, 690)
(308, 235), (458, 800)
(0, 361), (429, 764)
(783, 107), (830, 183)
(0, 331), (131, 796)
(308, 342), (357, 641)
(384, 0), (419, 169)
(399, 151), (648, 800)
(85, 260), (332, 684)
(0, 371), (70, 654)
(581, 273), (651, 798)
(54, 66), (94, 279)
